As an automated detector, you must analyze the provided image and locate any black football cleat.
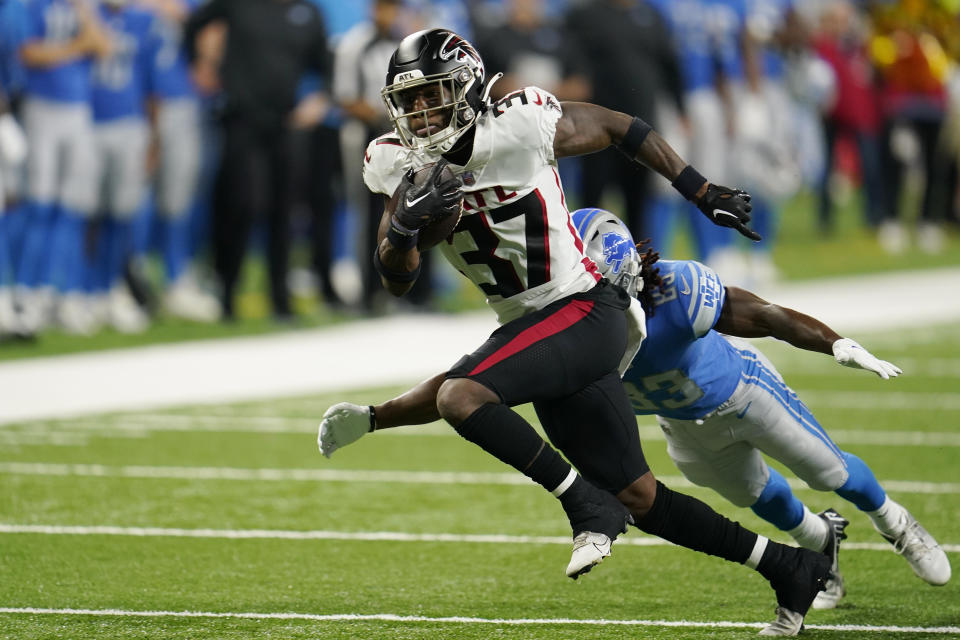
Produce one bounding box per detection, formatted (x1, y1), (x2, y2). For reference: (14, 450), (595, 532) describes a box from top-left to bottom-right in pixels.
(759, 546), (831, 636)
(812, 508), (849, 610)
(559, 477), (633, 579)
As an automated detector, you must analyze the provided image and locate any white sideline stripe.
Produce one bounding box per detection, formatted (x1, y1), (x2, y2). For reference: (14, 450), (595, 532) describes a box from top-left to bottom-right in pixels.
(0, 607), (957, 635)
(2, 462), (959, 496)
(1, 524), (957, 554)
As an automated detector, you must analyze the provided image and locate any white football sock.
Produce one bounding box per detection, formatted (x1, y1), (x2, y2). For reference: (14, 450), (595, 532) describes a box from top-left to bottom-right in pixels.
(867, 497), (906, 536)
(787, 505), (830, 553)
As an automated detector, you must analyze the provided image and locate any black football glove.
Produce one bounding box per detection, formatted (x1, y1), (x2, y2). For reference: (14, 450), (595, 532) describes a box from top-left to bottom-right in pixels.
(696, 184), (761, 241)
(394, 160), (463, 232)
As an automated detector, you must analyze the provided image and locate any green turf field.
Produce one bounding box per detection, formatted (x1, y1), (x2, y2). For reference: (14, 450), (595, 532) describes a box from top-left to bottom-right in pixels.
(2, 323), (959, 639)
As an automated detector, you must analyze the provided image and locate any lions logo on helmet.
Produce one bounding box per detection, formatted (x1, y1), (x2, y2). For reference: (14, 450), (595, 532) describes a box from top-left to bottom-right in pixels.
(600, 230), (634, 275)
(572, 208), (642, 297)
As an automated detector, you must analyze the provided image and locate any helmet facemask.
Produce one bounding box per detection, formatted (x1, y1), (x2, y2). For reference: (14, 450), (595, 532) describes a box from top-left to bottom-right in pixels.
(382, 66), (479, 153)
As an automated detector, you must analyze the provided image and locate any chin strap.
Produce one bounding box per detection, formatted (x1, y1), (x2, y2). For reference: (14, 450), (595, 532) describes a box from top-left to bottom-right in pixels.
(480, 72), (504, 105)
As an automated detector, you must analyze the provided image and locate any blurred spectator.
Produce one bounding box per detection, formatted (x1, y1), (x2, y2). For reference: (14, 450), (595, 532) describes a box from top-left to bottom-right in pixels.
(16, 0), (111, 334)
(184, 0), (332, 321)
(140, 0), (220, 323)
(565, 0), (683, 240)
(869, 0), (953, 254)
(474, 0), (589, 102)
(335, 0), (436, 314)
(813, 0), (885, 233)
(734, 0), (808, 288)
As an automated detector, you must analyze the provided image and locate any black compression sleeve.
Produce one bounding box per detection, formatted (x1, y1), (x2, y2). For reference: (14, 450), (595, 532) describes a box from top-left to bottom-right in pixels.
(616, 116), (653, 159)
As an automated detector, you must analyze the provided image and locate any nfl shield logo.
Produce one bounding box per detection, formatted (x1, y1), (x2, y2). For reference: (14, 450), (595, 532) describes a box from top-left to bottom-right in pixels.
(461, 171), (476, 186)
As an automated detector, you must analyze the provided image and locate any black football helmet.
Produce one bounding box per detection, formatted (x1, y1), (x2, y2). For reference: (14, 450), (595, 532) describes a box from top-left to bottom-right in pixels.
(382, 29), (492, 153)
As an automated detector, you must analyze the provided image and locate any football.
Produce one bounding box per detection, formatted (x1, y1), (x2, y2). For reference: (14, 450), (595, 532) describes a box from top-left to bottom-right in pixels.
(412, 163), (464, 251)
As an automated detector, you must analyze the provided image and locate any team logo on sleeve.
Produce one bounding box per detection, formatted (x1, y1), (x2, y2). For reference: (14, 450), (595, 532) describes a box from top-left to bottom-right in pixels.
(601, 231), (633, 275)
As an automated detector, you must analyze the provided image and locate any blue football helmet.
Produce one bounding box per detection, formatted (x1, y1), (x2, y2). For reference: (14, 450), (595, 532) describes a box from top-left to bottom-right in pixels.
(572, 208), (642, 297)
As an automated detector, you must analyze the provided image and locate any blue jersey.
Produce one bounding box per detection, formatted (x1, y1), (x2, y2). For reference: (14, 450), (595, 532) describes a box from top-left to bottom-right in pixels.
(648, 0), (745, 91)
(622, 260), (763, 420)
(91, 5), (157, 122)
(22, 0), (93, 103)
(0, 0), (28, 95)
(148, 0), (195, 100)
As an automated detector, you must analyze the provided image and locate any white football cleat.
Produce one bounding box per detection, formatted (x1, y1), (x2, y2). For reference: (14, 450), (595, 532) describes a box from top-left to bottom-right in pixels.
(163, 279), (221, 323)
(758, 607), (804, 637)
(565, 531), (612, 579)
(812, 571), (846, 610)
(878, 510), (951, 586)
(108, 285), (149, 334)
(56, 293), (100, 336)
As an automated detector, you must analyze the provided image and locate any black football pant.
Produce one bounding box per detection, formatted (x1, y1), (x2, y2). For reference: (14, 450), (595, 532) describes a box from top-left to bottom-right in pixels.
(213, 116), (293, 318)
(446, 280), (650, 494)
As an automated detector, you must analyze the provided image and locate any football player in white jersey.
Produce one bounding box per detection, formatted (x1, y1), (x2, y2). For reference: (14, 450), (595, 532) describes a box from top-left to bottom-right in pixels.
(320, 207), (950, 635)
(349, 28), (832, 634)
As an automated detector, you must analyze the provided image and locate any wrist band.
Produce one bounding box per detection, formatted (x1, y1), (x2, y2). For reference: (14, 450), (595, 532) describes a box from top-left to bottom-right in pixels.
(368, 405), (377, 432)
(387, 219), (418, 250)
(373, 248), (422, 283)
(616, 116), (653, 159)
(671, 165), (708, 201)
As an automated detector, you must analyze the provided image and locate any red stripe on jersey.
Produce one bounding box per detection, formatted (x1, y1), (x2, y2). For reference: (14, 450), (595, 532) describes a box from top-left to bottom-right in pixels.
(582, 257), (601, 281)
(552, 167), (567, 210)
(534, 188), (550, 283)
(468, 299), (595, 376)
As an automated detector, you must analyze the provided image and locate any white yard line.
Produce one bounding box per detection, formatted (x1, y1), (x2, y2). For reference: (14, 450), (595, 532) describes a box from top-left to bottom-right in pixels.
(0, 268), (957, 425)
(0, 606), (956, 635)
(1, 462), (958, 495)
(0, 523), (957, 554)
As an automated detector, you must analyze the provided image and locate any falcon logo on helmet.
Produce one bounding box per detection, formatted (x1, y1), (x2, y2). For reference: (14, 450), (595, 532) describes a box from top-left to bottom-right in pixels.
(438, 33), (484, 78)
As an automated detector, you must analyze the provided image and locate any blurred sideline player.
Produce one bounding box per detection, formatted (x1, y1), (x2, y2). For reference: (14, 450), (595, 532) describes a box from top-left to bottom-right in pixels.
(644, 0), (748, 278)
(354, 28), (831, 635)
(86, 0), (158, 334)
(0, 83), (27, 336)
(16, 0), (111, 333)
(141, 0), (219, 322)
(320, 208), (950, 630)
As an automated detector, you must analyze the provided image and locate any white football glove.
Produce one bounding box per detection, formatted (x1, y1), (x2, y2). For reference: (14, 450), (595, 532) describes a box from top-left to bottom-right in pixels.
(317, 402), (372, 458)
(832, 338), (902, 379)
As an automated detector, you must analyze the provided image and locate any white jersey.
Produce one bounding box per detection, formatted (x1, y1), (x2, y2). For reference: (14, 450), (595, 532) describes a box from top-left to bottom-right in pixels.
(363, 87), (600, 324)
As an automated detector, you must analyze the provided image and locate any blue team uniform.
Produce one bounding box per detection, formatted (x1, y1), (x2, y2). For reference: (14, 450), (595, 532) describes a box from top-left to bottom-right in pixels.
(619, 257), (886, 530)
(623, 260), (744, 419)
(647, 0), (744, 92)
(92, 5), (157, 122)
(22, 0), (93, 103)
(149, 0), (196, 100)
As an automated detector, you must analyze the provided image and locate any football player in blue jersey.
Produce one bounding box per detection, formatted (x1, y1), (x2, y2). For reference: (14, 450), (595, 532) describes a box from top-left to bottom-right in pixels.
(140, 0), (220, 323)
(86, 0), (161, 334)
(318, 208), (950, 632)
(16, 0), (111, 333)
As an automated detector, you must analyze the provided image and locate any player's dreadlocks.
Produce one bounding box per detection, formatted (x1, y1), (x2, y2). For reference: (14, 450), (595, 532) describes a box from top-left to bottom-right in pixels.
(636, 240), (664, 317)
